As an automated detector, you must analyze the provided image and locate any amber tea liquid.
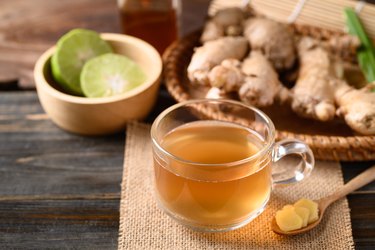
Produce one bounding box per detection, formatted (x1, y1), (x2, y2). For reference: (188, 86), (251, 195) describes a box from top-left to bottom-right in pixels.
(154, 121), (272, 228)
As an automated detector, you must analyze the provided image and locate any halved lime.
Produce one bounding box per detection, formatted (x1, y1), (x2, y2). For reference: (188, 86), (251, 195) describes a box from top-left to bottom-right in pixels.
(51, 29), (113, 95)
(80, 53), (147, 98)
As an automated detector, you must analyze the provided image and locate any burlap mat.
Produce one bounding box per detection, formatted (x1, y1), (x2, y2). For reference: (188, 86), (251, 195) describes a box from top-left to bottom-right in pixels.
(118, 123), (354, 250)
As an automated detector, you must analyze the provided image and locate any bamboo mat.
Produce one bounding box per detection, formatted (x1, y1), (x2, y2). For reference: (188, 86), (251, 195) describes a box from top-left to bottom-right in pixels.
(209, 0), (375, 40)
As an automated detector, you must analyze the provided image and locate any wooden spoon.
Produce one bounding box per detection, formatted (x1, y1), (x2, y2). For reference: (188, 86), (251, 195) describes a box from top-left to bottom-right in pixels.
(271, 165), (375, 235)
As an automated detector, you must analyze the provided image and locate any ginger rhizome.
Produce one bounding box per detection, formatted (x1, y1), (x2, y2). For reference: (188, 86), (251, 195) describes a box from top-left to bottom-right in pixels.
(200, 7), (247, 43)
(207, 52), (290, 107)
(244, 18), (296, 71)
(239, 51), (290, 107)
(334, 81), (375, 135)
(187, 36), (248, 86)
(208, 59), (243, 92)
(291, 37), (375, 134)
(291, 37), (337, 122)
(187, 8), (374, 135)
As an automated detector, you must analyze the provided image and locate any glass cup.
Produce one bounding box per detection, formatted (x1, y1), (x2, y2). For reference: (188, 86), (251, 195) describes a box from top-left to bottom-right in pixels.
(151, 99), (314, 232)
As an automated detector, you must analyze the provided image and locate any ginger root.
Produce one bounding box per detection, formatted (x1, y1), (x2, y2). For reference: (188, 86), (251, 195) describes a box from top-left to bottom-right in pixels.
(291, 37), (375, 134)
(208, 59), (243, 92)
(239, 51), (290, 107)
(291, 37), (336, 122)
(187, 36), (248, 85)
(243, 18), (296, 71)
(207, 51), (290, 107)
(200, 20), (224, 43)
(334, 81), (375, 135)
(200, 7), (247, 43)
(187, 9), (374, 135)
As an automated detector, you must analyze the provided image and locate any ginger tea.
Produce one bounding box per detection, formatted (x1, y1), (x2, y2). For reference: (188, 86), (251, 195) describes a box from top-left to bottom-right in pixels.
(153, 120), (272, 227)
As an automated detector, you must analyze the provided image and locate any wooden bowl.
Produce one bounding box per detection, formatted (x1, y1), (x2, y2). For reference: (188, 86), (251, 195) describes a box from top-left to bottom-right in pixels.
(34, 33), (162, 135)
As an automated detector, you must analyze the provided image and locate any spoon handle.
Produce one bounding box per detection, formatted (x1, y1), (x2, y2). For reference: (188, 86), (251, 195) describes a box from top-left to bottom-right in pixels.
(323, 165), (375, 205)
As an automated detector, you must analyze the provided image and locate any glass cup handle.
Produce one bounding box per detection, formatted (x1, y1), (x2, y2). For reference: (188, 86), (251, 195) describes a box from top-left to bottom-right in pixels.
(271, 139), (315, 186)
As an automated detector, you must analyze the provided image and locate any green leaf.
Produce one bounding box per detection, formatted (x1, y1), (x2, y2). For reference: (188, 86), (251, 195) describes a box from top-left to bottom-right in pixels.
(344, 7), (375, 84)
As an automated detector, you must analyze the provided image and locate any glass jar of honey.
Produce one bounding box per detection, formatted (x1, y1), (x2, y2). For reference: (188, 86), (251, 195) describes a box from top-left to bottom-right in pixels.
(117, 0), (178, 55)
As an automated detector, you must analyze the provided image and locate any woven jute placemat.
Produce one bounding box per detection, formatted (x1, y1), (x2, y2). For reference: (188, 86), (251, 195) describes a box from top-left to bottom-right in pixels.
(118, 123), (354, 250)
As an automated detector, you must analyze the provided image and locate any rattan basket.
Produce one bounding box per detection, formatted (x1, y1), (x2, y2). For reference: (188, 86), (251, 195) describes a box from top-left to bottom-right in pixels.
(162, 26), (375, 162)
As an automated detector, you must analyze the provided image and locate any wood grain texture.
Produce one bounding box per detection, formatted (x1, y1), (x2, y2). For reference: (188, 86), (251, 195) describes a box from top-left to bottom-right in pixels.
(342, 161), (375, 248)
(0, 92), (124, 196)
(0, 90), (374, 248)
(0, 200), (119, 249)
(0, 0), (121, 89)
(0, 91), (123, 248)
(348, 194), (375, 248)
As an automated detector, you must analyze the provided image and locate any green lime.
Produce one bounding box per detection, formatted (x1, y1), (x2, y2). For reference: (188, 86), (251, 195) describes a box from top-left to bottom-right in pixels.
(51, 28), (113, 95)
(80, 53), (147, 98)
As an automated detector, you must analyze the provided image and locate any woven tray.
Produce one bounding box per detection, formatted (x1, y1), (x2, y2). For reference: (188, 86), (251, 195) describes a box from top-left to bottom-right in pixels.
(162, 27), (375, 162)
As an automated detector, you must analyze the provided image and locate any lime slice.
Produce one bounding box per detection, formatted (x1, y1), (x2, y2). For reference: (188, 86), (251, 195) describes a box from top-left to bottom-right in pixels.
(51, 29), (113, 95)
(80, 53), (147, 98)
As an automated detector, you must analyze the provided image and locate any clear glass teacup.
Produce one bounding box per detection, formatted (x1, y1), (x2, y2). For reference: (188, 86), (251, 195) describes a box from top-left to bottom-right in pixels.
(151, 99), (314, 232)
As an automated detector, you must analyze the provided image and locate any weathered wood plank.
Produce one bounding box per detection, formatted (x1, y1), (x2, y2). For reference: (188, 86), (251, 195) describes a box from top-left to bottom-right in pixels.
(0, 200), (119, 249)
(0, 92), (124, 197)
(0, 130), (123, 196)
(0, 91), (123, 248)
(348, 194), (375, 248)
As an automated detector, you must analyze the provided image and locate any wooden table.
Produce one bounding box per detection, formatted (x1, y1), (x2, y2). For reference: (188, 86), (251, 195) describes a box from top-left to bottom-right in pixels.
(0, 0), (374, 249)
